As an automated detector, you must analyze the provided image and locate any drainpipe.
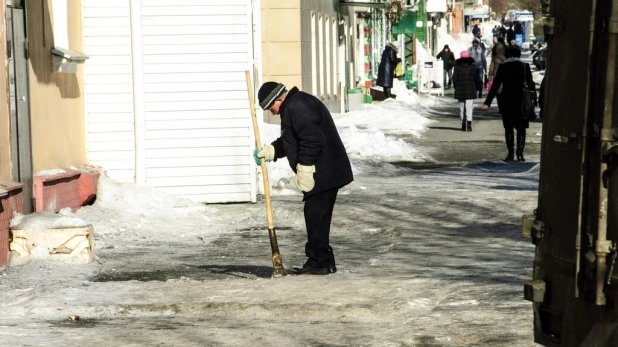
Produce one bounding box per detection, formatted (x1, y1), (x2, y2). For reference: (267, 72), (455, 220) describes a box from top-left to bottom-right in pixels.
(594, 0), (618, 306)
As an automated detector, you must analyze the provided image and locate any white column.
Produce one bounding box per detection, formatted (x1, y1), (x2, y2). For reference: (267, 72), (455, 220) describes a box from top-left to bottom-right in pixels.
(129, 0), (146, 186)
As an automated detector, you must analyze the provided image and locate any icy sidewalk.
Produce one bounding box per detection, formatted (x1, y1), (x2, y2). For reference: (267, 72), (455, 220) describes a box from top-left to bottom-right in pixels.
(0, 158), (539, 346)
(0, 93), (541, 346)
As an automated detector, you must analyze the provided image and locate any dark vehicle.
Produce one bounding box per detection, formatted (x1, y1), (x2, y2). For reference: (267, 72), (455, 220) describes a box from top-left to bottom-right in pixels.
(525, 0), (618, 346)
(532, 46), (547, 70)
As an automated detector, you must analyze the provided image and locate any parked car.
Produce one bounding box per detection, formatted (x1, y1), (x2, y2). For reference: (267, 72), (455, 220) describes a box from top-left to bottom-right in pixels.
(532, 46), (547, 70)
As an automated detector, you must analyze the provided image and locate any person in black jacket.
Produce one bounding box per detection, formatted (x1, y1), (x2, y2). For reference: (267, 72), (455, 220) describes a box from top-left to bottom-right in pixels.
(376, 43), (401, 98)
(538, 74), (546, 119)
(472, 24), (481, 37)
(436, 45), (455, 89)
(453, 51), (482, 131)
(481, 47), (536, 161)
(255, 82), (354, 275)
(506, 26), (515, 43)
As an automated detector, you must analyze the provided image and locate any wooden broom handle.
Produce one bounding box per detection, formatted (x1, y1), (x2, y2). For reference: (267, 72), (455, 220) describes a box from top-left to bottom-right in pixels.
(245, 71), (274, 230)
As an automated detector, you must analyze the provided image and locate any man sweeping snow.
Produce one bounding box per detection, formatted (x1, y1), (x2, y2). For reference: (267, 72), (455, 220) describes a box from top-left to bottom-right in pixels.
(255, 82), (353, 275)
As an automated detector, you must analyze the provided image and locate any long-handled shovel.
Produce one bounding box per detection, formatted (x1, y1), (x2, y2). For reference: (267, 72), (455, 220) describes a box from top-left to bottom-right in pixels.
(245, 70), (287, 277)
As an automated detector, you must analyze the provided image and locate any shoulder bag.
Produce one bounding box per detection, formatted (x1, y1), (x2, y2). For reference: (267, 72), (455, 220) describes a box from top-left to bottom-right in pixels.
(521, 63), (537, 121)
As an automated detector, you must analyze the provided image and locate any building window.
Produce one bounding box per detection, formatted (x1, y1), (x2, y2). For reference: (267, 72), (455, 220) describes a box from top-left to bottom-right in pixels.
(311, 13), (317, 95)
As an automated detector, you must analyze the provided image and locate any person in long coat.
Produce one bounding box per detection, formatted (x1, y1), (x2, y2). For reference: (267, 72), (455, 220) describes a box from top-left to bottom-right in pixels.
(376, 43), (401, 98)
(452, 51), (482, 131)
(256, 82), (354, 275)
(467, 39), (487, 97)
(487, 37), (507, 109)
(481, 47), (536, 161)
(487, 37), (507, 81)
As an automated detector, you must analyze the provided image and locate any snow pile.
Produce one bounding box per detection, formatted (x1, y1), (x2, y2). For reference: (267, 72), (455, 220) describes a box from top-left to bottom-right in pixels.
(437, 26), (474, 58)
(93, 175), (204, 213)
(71, 175), (215, 240)
(335, 98), (433, 137)
(35, 169), (67, 177)
(9, 208), (90, 260)
(10, 208), (89, 231)
(414, 38), (431, 63)
(259, 99), (435, 191)
(338, 125), (425, 161)
(392, 79), (441, 107)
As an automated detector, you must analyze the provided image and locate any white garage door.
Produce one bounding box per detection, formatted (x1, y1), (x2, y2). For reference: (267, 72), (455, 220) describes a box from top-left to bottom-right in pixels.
(82, 0), (257, 203)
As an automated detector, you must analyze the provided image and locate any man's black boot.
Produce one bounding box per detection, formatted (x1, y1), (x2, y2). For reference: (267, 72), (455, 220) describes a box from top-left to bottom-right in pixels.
(292, 257), (336, 275)
(466, 121), (472, 132)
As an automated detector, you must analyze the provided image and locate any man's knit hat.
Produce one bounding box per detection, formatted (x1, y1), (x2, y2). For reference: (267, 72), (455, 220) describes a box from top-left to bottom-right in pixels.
(460, 51), (470, 58)
(258, 82), (286, 110)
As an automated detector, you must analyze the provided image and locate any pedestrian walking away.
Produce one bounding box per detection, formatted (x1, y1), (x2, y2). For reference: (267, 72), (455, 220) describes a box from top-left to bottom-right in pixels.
(255, 82), (354, 275)
(436, 44), (455, 89)
(377, 43), (402, 98)
(487, 36), (507, 107)
(452, 51), (482, 132)
(481, 47), (536, 162)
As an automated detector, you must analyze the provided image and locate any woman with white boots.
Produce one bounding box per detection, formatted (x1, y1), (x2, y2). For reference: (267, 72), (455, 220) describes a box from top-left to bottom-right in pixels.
(452, 51), (483, 131)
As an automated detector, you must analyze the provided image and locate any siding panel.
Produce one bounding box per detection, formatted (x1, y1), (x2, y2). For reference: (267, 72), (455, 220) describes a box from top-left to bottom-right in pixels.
(140, 1), (255, 203)
(82, 2), (135, 183)
(82, 1), (256, 203)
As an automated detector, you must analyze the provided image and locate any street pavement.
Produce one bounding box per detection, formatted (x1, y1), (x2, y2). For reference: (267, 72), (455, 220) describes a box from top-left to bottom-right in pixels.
(411, 87), (542, 165)
(0, 91), (541, 346)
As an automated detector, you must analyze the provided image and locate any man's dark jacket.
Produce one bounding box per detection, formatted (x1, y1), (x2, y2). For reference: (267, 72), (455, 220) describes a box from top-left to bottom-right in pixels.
(436, 49), (456, 70)
(271, 87), (353, 197)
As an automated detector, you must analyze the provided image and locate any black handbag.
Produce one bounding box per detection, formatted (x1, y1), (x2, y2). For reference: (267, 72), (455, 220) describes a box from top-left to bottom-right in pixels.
(521, 63), (537, 121)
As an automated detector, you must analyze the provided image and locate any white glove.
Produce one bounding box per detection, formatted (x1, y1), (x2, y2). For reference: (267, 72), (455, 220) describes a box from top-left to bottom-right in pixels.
(295, 164), (315, 192)
(256, 145), (275, 162)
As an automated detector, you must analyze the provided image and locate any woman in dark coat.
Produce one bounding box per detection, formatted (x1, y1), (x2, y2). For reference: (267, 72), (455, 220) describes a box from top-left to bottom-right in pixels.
(376, 43), (401, 98)
(481, 47), (536, 161)
(452, 51), (482, 131)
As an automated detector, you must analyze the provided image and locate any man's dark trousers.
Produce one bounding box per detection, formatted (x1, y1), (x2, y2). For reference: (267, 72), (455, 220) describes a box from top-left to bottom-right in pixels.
(304, 188), (339, 266)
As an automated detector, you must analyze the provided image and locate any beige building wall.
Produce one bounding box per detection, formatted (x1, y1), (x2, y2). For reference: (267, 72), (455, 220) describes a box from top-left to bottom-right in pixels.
(0, 3), (11, 180)
(299, 0), (341, 113)
(27, 0), (86, 172)
(261, 0), (352, 123)
(261, 0), (302, 124)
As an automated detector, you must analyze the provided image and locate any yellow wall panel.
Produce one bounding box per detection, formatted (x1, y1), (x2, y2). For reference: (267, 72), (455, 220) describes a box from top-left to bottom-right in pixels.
(27, 0), (86, 172)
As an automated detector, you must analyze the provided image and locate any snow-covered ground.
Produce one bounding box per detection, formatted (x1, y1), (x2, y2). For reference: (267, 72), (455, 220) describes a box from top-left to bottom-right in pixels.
(0, 43), (540, 347)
